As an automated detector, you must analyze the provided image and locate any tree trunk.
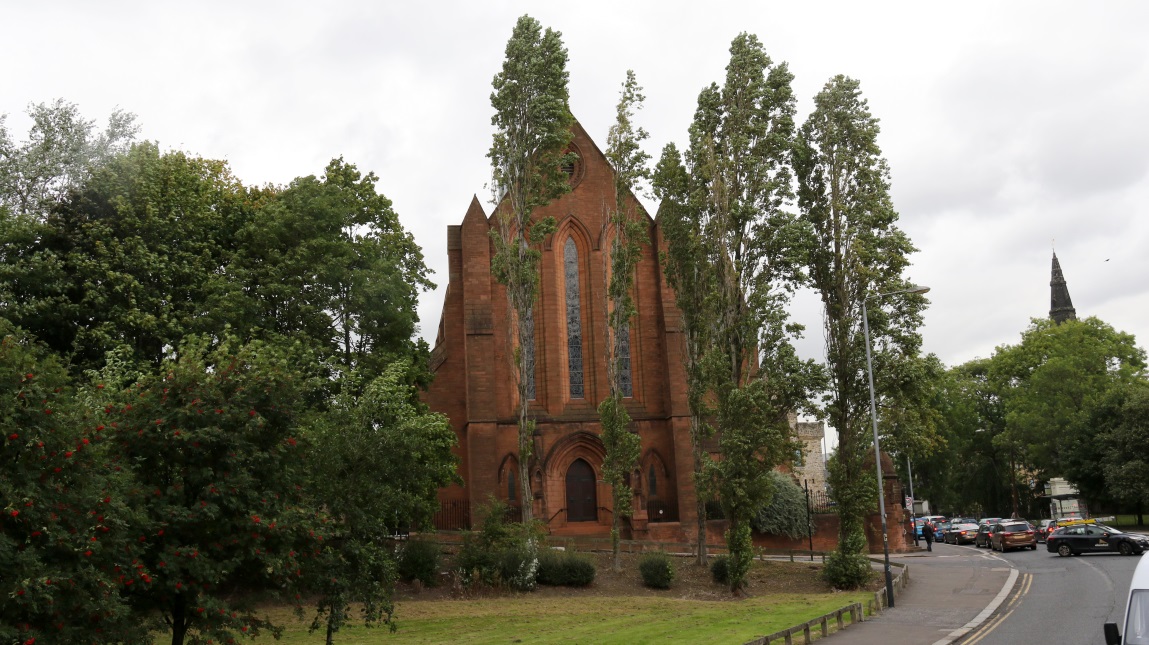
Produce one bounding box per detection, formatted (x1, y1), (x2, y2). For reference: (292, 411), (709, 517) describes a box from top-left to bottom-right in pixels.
(611, 513), (622, 572)
(170, 599), (188, 645)
(692, 415), (708, 566)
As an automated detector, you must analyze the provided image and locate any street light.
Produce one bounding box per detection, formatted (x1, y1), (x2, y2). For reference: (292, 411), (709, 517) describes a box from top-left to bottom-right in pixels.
(863, 284), (930, 609)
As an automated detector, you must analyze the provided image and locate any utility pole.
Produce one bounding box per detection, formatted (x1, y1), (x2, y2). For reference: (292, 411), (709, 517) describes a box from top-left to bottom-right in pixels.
(906, 457), (919, 547)
(804, 479), (814, 561)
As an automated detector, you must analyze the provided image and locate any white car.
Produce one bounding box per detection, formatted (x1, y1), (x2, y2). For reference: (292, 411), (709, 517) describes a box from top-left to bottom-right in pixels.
(1105, 551), (1149, 644)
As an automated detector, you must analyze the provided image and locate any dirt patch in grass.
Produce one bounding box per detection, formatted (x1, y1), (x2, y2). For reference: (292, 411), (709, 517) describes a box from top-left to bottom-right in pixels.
(398, 550), (864, 602)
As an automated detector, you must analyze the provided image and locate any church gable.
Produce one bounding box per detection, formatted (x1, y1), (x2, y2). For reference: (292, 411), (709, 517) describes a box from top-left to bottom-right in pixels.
(424, 118), (692, 535)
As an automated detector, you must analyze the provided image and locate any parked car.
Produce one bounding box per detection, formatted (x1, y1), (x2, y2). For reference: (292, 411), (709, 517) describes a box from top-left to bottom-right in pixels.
(989, 521), (1037, 551)
(974, 518), (1003, 548)
(1047, 522), (1149, 557)
(945, 522), (980, 545)
(915, 515), (948, 538)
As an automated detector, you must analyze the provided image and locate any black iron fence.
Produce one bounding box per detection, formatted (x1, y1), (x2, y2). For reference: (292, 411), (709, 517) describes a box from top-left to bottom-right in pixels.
(433, 499), (471, 531)
(646, 500), (678, 522)
(808, 489), (837, 514)
(432, 499), (526, 531)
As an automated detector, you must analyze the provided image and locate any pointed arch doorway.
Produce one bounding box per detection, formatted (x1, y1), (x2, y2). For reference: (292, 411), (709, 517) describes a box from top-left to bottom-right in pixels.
(565, 459), (597, 522)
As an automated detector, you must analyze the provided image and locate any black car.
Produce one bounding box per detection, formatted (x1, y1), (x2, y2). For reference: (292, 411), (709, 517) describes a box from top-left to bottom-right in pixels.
(1047, 523), (1149, 557)
(974, 522), (997, 548)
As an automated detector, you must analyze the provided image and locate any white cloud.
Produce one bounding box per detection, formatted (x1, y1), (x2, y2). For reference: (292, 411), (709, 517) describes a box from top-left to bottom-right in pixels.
(4, 0), (1147, 373)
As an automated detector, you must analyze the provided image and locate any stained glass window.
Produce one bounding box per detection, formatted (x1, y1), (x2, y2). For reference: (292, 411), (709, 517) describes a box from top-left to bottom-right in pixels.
(618, 323), (632, 397)
(564, 238), (584, 399)
(523, 308), (535, 400)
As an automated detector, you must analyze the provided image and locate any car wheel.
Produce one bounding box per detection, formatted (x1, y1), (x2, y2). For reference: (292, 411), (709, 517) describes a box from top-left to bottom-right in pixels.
(1031, 544), (1038, 550)
(1119, 542), (1133, 556)
(1057, 544), (1073, 557)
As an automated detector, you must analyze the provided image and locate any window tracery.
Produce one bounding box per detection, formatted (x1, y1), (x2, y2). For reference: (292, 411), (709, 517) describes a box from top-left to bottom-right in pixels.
(564, 238), (584, 399)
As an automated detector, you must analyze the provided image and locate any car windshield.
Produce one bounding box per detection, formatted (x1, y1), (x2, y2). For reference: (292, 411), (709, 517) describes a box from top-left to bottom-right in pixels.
(1096, 525), (1122, 534)
(1126, 589), (1149, 645)
(1000, 523), (1029, 533)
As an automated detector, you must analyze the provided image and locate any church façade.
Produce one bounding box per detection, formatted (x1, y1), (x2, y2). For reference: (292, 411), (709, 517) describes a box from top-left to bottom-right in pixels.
(422, 121), (825, 538)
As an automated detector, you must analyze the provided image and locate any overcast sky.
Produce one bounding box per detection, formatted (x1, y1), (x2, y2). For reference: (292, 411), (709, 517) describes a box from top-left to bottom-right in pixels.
(4, 1), (1148, 372)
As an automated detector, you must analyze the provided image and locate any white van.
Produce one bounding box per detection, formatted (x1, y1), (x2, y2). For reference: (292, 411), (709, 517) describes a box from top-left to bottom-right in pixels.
(1105, 552), (1149, 644)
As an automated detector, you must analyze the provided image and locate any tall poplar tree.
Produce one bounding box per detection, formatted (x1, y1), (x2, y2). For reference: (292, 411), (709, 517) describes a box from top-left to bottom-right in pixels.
(599, 70), (649, 571)
(653, 144), (716, 566)
(695, 33), (822, 592)
(488, 15), (574, 520)
(660, 34), (823, 589)
(795, 75), (922, 588)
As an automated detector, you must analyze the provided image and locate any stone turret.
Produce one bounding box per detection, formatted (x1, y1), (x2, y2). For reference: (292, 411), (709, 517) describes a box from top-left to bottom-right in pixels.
(1050, 252), (1077, 324)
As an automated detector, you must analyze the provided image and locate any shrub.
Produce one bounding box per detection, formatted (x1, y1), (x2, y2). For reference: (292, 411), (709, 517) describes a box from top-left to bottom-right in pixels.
(638, 552), (675, 589)
(397, 539), (441, 587)
(454, 498), (542, 590)
(822, 532), (873, 589)
(495, 541), (539, 592)
(537, 549), (596, 587)
(710, 555), (730, 585)
(751, 471), (815, 539)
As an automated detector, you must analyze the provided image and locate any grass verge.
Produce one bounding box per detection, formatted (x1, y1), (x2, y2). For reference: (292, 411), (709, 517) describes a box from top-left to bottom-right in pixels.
(251, 592), (872, 644)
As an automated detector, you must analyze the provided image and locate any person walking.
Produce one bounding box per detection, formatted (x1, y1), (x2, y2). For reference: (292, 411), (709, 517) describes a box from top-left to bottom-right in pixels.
(923, 519), (936, 552)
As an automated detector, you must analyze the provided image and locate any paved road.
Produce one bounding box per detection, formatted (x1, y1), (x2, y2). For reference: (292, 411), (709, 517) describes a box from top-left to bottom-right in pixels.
(955, 541), (1139, 644)
(820, 540), (1142, 645)
(821, 543), (1013, 645)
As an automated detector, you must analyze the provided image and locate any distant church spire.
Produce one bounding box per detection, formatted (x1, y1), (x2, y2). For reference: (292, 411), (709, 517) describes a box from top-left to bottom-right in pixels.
(1050, 251), (1077, 324)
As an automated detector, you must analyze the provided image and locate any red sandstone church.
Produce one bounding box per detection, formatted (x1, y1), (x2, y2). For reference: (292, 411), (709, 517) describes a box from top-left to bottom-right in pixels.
(423, 121), (827, 539)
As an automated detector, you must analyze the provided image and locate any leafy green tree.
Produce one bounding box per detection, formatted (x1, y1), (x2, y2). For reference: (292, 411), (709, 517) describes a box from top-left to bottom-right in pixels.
(101, 335), (318, 645)
(229, 158), (433, 385)
(3, 142), (249, 376)
(670, 33), (824, 591)
(751, 471), (813, 540)
(487, 14), (575, 520)
(994, 317), (1146, 506)
(795, 75), (923, 588)
(304, 361), (459, 644)
(1, 320), (141, 643)
(915, 360), (1011, 517)
(0, 99), (138, 218)
(653, 143), (716, 566)
(698, 34), (819, 592)
(1098, 380), (1149, 522)
(599, 70), (649, 572)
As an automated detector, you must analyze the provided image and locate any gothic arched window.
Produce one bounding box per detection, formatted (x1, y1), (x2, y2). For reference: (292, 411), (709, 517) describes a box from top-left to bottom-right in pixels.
(648, 464), (658, 497)
(508, 470), (517, 502)
(523, 308), (536, 401)
(564, 238), (584, 399)
(617, 323), (632, 397)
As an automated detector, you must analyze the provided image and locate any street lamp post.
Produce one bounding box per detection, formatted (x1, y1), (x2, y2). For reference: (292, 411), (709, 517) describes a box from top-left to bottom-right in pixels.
(907, 456), (918, 547)
(862, 284), (930, 609)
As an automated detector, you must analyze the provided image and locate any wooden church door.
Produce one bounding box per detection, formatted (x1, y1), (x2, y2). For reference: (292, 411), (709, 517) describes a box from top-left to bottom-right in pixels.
(565, 459), (597, 522)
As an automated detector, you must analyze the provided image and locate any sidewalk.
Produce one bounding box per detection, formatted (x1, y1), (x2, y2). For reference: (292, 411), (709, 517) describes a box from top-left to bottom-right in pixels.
(820, 545), (1016, 645)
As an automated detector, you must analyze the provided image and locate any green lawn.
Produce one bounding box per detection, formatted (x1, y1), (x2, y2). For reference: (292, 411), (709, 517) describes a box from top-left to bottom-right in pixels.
(252, 593), (871, 644)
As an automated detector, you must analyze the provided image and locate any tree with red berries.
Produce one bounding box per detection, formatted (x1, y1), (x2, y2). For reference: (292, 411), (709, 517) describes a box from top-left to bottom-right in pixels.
(1, 320), (142, 643)
(101, 335), (320, 645)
